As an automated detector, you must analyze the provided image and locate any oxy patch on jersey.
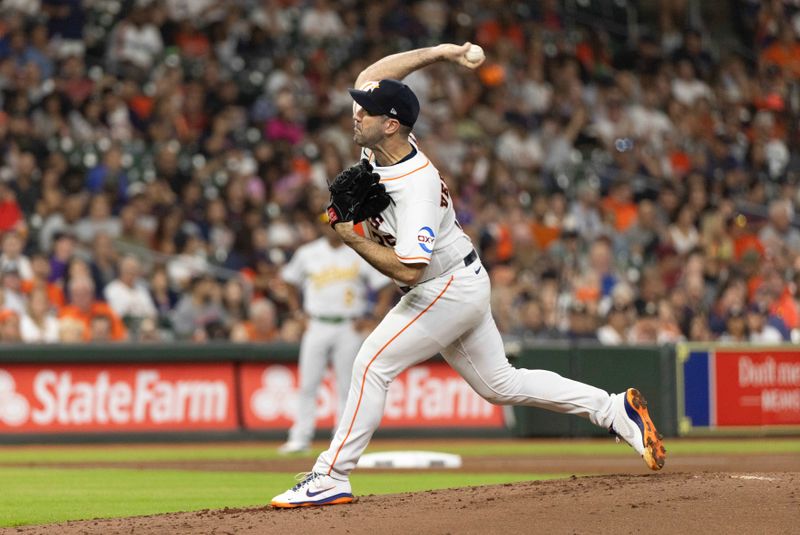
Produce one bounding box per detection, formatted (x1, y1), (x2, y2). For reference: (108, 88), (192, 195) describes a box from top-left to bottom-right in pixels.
(417, 226), (435, 253)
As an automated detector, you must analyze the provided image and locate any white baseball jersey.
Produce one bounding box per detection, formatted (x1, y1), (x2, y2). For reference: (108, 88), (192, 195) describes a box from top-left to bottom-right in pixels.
(357, 137), (474, 286)
(281, 237), (388, 318)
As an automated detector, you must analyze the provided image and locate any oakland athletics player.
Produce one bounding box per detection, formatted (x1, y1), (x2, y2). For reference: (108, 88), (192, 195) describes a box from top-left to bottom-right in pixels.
(278, 216), (392, 454)
(271, 42), (665, 508)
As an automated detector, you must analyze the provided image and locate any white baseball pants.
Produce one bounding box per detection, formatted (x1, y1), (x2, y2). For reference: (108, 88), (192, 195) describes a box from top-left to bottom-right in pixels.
(313, 260), (617, 479)
(286, 318), (364, 446)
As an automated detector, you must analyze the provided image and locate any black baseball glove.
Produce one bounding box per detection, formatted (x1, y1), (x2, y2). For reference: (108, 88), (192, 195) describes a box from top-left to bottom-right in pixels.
(327, 159), (392, 226)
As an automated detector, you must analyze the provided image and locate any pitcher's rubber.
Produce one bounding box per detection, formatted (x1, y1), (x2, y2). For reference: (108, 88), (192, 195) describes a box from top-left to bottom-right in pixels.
(627, 388), (666, 471)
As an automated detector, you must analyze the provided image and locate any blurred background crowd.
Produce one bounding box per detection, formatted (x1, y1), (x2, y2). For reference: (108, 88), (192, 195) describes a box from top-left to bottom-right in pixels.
(0, 0), (798, 345)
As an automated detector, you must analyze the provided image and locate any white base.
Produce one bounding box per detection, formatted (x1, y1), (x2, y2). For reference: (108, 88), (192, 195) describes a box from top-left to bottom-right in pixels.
(356, 450), (462, 469)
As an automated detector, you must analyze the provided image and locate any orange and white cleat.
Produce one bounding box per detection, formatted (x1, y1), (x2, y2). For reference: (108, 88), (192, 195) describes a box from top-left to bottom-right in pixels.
(270, 472), (354, 508)
(611, 388), (666, 471)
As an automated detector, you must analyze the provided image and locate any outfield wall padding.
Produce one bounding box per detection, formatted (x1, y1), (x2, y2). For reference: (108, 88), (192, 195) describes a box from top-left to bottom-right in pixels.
(509, 344), (677, 438)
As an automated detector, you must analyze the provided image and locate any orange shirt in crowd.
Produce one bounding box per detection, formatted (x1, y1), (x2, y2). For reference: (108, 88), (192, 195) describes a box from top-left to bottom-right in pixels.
(59, 303), (128, 341)
(601, 197), (637, 233)
(239, 322), (279, 343)
(761, 42), (800, 79)
(771, 288), (800, 330)
(531, 222), (560, 250)
(733, 234), (764, 261)
(21, 280), (66, 309)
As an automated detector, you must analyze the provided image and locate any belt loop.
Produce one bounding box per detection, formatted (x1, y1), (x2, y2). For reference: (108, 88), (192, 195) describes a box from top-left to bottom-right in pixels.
(463, 249), (478, 267)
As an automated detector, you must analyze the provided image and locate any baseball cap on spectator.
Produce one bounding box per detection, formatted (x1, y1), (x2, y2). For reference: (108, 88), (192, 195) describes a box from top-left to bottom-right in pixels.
(748, 302), (767, 315)
(348, 79), (420, 127)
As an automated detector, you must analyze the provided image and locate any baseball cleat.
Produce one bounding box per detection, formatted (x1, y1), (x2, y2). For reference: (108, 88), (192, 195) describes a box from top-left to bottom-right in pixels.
(270, 472), (354, 508)
(277, 441), (311, 455)
(610, 388), (666, 471)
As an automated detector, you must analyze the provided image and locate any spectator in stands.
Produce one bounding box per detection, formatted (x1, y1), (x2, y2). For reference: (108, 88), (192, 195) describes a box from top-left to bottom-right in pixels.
(57, 316), (85, 343)
(0, 230), (33, 281)
(597, 303), (631, 346)
(59, 276), (127, 341)
(149, 265), (178, 327)
(512, 298), (557, 340)
(759, 23), (800, 80)
(88, 313), (114, 343)
(39, 194), (84, 253)
(619, 199), (662, 267)
(136, 316), (162, 342)
(170, 275), (227, 339)
(106, 3), (164, 80)
(759, 199), (800, 256)
(667, 206), (700, 256)
(74, 194), (121, 245)
(628, 302), (659, 344)
(104, 255), (157, 327)
(20, 287), (59, 343)
(0, 265), (25, 315)
(656, 299), (685, 343)
(0, 309), (22, 343)
(720, 306), (749, 343)
(747, 302), (784, 344)
(85, 144), (129, 205)
(221, 278), (249, 326)
(299, 0), (346, 41)
(0, 183), (23, 234)
(688, 314), (714, 342)
(601, 180), (638, 234)
(22, 253), (65, 309)
(46, 230), (76, 286)
(90, 233), (119, 290)
(565, 301), (598, 341)
(670, 59), (712, 105)
(231, 298), (280, 342)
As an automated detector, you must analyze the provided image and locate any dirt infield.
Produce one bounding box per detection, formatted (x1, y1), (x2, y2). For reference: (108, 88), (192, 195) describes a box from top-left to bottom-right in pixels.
(6, 471), (798, 534)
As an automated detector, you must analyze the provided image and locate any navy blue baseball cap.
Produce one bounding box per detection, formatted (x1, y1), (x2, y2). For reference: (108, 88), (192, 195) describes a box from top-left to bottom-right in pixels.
(348, 79), (420, 128)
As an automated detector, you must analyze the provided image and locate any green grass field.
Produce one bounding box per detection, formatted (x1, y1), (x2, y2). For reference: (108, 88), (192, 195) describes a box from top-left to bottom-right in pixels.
(0, 468), (565, 528)
(0, 438), (798, 528)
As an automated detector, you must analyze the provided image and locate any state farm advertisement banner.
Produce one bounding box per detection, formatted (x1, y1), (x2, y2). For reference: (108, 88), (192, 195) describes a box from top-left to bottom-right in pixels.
(240, 362), (504, 429)
(715, 349), (800, 426)
(0, 364), (237, 433)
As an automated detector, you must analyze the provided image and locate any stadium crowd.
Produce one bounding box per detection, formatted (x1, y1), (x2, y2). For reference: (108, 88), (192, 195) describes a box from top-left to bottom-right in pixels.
(0, 0), (798, 345)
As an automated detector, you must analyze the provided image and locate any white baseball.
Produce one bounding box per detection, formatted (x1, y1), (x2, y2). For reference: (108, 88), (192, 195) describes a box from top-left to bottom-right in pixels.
(466, 44), (484, 63)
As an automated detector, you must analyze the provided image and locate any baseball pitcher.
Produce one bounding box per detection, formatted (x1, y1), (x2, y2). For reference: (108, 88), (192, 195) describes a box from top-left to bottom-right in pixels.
(271, 42), (665, 508)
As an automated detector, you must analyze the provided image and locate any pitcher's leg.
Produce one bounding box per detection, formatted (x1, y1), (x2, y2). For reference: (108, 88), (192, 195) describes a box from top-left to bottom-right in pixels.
(313, 280), (459, 479)
(287, 322), (331, 446)
(442, 308), (616, 428)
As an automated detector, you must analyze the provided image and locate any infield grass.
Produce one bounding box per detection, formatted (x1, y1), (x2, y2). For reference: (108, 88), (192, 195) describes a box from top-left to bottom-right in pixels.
(0, 468), (566, 527)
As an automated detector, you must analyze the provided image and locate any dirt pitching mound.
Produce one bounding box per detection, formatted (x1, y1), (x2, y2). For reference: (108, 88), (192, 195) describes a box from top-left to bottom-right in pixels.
(7, 472), (798, 535)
